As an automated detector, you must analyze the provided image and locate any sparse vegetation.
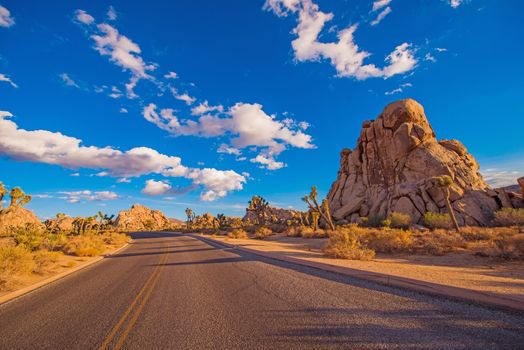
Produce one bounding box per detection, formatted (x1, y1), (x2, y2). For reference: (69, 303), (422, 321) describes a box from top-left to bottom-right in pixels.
(227, 228), (248, 239)
(423, 212), (452, 229)
(324, 227), (375, 260)
(302, 186), (335, 231)
(254, 226), (273, 239)
(493, 208), (524, 226)
(387, 212), (412, 229)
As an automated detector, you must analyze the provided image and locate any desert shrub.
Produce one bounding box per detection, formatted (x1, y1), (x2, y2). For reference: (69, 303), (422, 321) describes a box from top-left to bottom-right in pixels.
(62, 235), (106, 257)
(285, 226), (302, 237)
(362, 228), (413, 253)
(493, 208), (524, 226)
(423, 212), (452, 229)
(32, 250), (63, 274)
(13, 225), (44, 251)
(254, 226), (273, 239)
(324, 228), (375, 260)
(301, 228), (328, 238)
(41, 231), (68, 251)
(381, 219), (392, 228)
(0, 244), (35, 290)
(411, 230), (466, 255)
(361, 215), (385, 228)
(101, 232), (130, 246)
(387, 212), (412, 229)
(227, 228), (248, 239)
(479, 235), (524, 260)
(269, 224), (287, 233)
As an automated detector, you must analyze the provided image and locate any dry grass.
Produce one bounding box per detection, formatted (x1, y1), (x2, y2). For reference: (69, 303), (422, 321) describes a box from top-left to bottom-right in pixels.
(32, 250), (63, 274)
(0, 243), (36, 290)
(423, 212), (452, 229)
(387, 212), (412, 229)
(62, 235), (107, 257)
(493, 208), (524, 226)
(254, 226), (273, 239)
(324, 228), (375, 260)
(478, 235), (524, 260)
(227, 228), (248, 239)
(285, 226), (328, 238)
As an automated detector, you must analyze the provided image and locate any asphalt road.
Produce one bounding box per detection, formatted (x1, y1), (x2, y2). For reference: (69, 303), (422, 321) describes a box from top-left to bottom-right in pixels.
(1, 232), (523, 350)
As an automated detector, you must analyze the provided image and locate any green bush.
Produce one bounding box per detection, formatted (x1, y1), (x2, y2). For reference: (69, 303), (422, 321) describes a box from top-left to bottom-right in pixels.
(13, 225), (44, 251)
(493, 208), (524, 226)
(423, 212), (452, 229)
(387, 212), (412, 229)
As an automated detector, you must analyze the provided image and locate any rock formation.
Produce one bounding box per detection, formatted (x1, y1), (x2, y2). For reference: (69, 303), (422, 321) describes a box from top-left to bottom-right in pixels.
(243, 206), (299, 224)
(327, 99), (524, 226)
(0, 207), (44, 232)
(114, 204), (172, 231)
(45, 215), (75, 232)
(519, 177), (524, 197)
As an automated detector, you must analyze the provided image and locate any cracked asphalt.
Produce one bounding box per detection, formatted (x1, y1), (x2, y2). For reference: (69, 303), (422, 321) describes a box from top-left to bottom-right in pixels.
(0, 232), (523, 349)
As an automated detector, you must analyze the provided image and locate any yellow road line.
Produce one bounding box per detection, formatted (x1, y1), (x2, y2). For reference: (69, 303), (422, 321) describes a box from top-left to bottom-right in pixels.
(98, 249), (167, 350)
(113, 253), (167, 349)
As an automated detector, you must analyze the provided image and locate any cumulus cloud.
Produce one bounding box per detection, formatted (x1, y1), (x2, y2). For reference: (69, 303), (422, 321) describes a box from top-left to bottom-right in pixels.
(75, 10), (156, 98)
(0, 73), (17, 88)
(119, 108), (128, 113)
(217, 144), (242, 156)
(0, 5), (15, 27)
(0, 111), (246, 200)
(143, 102), (314, 169)
(107, 6), (117, 21)
(164, 71), (178, 79)
(372, 0), (392, 12)
(449, 0), (463, 8)
(59, 73), (80, 88)
(172, 89), (196, 105)
(424, 53), (436, 63)
(481, 168), (523, 188)
(142, 179), (173, 196)
(59, 190), (119, 203)
(250, 154), (286, 170)
(264, 0), (417, 79)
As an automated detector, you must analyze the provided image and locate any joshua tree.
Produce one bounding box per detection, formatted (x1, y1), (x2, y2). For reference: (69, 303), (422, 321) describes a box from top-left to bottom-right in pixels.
(185, 208), (195, 229)
(310, 211), (320, 230)
(9, 187), (24, 208)
(435, 175), (460, 231)
(97, 211), (115, 231)
(216, 213), (227, 229)
(247, 196), (269, 226)
(302, 186), (335, 231)
(0, 181), (7, 211)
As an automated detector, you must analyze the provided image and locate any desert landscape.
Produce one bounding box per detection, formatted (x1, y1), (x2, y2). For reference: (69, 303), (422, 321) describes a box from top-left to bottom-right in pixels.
(1, 1), (523, 349)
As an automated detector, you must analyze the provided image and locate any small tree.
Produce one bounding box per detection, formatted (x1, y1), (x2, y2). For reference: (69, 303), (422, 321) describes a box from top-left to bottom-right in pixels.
(185, 208), (195, 230)
(247, 196), (269, 226)
(302, 186), (335, 231)
(9, 187), (24, 208)
(435, 175), (460, 231)
(216, 213), (227, 229)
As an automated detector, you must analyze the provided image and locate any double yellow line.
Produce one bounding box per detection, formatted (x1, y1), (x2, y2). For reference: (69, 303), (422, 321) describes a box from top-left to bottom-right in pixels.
(99, 249), (168, 350)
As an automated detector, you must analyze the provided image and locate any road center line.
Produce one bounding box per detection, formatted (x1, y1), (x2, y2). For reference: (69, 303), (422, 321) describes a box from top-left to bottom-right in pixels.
(98, 246), (167, 350)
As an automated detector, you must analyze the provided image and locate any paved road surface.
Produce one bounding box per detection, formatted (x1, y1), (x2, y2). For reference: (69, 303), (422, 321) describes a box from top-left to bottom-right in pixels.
(1, 232), (523, 349)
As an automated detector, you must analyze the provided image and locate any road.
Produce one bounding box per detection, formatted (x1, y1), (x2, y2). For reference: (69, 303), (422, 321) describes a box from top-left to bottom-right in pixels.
(0, 232), (523, 350)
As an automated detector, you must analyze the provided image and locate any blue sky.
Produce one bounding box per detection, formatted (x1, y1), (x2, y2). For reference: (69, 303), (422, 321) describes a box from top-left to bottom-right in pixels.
(1, 0), (523, 220)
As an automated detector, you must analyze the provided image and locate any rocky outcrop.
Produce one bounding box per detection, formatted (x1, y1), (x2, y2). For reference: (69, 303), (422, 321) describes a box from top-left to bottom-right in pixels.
(114, 204), (172, 231)
(327, 99), (524, 226)
(519, 177), (524, 197)
(243, 206), (299, 224)
(45, 215), (75, 232)
(0, 207), (44, 232)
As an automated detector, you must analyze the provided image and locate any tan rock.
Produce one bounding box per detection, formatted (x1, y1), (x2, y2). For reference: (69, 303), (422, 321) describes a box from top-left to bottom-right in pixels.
(0, 207), (44, 232)
(327, 99), (523, 226)
(519, 177), (524, 197)
(114, 204), (172, 231)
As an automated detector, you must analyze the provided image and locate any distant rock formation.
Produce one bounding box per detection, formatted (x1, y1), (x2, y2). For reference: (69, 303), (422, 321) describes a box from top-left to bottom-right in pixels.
(114, 204), (172, 231)
(519, 177), (524, 197)
(327, 99), (524, 226)
(0, 207), (44, 232)
(45, 215), (75, 232)
(243, 206), (299, 224)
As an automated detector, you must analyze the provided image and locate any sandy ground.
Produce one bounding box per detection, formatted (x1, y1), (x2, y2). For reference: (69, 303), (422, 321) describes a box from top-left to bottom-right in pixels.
(208, 234), (524, 302)
(0, 241), (127, 297)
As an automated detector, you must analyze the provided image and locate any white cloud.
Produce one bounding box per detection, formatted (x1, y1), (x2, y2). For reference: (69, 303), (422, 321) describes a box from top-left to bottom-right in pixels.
(217, 144), (242, 156)
(0, 5), (15, 27)
(481, 169), (523, 188)
(250, 154), (286, 170)
(60, 190), (120, 203)
(436, 47), (447, 52)
(58, 73), (80, 88)
(109, 86), (123, 98)
(142, 179), (173, 196)
(424, 53), (436, 63)
(0, 111), (246, 201)
(107, 6), (117, 21)
(74, 9), (94, 25)
(76, 11), (156, 98)
(191, 100), (224, 116)
(0, 73), (17, 88)
(449, 0), (463, 8)
(370, 6), (392, 26)
(164, 71), (178, 79)
(385, 82), (412, 95)
(119, 108), (128, 113)
(372, 0), (392, 12)
(171, 88), (196, 105)
(143, 102), (314, 159)
(264, 0), (417, 80)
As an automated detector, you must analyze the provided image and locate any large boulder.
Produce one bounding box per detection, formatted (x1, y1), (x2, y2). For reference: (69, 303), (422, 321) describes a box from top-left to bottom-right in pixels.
(243, 206), (299, 224)
(519, 177), (524, 197)
(0, 207), (44, 232)
(327, 99), (524, 226)
(114, 204), (172, 231)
